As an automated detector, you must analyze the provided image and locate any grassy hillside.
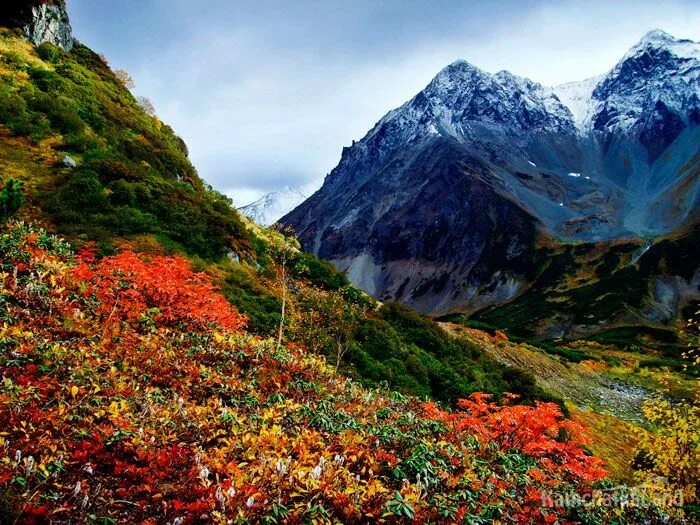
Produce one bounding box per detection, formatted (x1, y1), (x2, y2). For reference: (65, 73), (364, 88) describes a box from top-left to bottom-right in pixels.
(0, 28), (556, 413)
(0, 30), (253, 260)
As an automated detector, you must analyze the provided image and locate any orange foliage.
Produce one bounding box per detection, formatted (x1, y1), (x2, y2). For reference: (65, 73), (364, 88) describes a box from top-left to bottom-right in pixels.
(426, 393), (607, 483)
(71, 244), (246, 332)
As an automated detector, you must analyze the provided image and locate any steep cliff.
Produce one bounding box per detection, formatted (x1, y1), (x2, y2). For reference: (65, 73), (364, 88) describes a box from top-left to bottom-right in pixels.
(0, 0), (73, 50)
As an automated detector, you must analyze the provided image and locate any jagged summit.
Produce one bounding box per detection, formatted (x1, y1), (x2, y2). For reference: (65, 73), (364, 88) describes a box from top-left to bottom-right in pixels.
(589, 29), (700, 136)
(375, 29), (699, 141)
(638, 28), (679, 44)
(349, 29), (700, 161)
(403, 58), (574, 135)
(255, 30), (698, 229)
(629, 28), (698, 55)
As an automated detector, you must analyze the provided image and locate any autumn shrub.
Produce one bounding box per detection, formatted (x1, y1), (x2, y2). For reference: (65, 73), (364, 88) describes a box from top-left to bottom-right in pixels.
(62, 130), (99, 152)
(0, 223), (641, 524)
(71, 245), (247, 332)
(633, 317), (700, 520)
(47, 102), (85, 134)
(341, 302), (559, 406)
(107, 178), (138, 206)
(0, 87), (27, 123)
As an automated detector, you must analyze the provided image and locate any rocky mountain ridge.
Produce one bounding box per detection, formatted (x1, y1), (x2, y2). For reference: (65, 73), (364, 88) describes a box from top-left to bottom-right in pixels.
(283, 30), (700, 330)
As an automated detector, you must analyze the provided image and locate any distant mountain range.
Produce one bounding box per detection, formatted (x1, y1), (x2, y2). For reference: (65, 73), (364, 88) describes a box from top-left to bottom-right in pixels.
(280, 30), (700, 336)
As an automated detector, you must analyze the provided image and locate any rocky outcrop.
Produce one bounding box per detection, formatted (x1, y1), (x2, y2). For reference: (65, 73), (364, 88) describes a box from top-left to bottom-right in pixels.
(0, 1), (73, 50)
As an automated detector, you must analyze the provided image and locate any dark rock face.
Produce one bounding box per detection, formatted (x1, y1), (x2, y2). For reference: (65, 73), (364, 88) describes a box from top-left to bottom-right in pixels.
(638, 101), (686, 163)
(0, 0), (73, 50)
(296, 138), (541, 315)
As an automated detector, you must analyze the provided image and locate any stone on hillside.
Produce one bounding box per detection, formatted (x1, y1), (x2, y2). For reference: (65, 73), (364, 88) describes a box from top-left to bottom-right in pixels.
(61, 155), (77, 168)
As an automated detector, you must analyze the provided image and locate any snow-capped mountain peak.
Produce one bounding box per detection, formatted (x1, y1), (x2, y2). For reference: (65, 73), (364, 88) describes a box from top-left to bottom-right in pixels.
(281, 29), (700, 318)
(625, 29), (699, 60)
(281, 29), (699, 235)
(587, 29), (700, 135)
(239, 181), (322, 226)
(551, 30), (700, 136)
(351, 57), (577, 166)
(417, 60), (573, 134)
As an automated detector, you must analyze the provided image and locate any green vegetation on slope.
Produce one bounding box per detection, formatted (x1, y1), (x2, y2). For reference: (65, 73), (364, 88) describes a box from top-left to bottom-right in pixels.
(0, 31), (248, 259)
(471, 234), (697, 361)
(0, 28), (555, 411)
(348, 302), (561, 405)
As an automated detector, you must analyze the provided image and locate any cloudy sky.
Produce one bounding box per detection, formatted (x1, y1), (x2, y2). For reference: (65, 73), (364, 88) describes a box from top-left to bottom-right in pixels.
(69, 0), (700, 206)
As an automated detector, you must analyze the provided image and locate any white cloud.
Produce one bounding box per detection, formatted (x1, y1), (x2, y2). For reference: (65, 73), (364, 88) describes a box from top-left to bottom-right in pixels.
(70, 0), (700, 206)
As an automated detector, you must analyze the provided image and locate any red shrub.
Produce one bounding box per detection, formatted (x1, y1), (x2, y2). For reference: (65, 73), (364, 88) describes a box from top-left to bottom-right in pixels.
(71, 248), (246, 332)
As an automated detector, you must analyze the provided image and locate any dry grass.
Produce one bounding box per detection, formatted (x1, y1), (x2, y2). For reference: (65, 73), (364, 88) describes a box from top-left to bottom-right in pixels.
(568, 404), (643, 483)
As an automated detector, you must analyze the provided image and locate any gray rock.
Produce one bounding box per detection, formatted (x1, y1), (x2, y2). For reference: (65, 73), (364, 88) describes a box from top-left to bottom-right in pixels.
(61, 155), (77, 169)
(19, 1), (74, 51)
(0, 1), (73, 51)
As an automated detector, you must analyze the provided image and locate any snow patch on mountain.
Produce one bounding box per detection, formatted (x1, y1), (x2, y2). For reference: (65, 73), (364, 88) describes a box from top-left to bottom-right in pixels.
(553, 75), (603, 131)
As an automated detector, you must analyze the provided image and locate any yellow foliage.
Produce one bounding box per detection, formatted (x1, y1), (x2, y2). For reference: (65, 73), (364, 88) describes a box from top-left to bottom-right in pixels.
(634, 314), (700, 516)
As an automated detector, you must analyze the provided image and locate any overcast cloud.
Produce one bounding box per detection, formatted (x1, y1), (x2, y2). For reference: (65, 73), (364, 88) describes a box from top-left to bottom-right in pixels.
(69, 0), (700, 205)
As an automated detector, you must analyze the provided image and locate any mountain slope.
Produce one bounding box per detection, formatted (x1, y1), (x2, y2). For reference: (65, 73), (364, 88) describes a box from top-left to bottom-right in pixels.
(0, 221), (631, 524)
(283, 30), (700, 331)
(0, 21), (563, 412)
(0, 24), (251, 261)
